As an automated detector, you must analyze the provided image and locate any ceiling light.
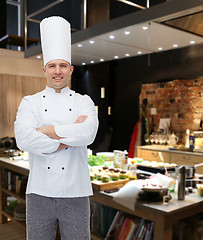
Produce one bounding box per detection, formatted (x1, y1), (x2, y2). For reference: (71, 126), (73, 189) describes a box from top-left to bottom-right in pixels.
(90, 60), (94, 63)
(100, 59), (104, 62)
(173, 44), (178, 48)
(158, 47), (163, 51)
(142, 26), (148, 30)
(125, 31), (130, 35)
(89, 40), (94, 44)
(82, 63), (86, 65)
(125, 53), (130, 57)
(114, 56), (119, 59)
(109, 35), (115, 39)
(77, 44), (82, 47)
(36, 55), (41, 59)
(190, 40), (195, 44)
(137, 51), (142, 54)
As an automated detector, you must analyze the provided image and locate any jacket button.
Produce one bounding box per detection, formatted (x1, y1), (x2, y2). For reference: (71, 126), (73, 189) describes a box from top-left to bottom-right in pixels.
(69, 109), (72, 111)
(48, 167), (50, 169)
(62, 167), (64, 170)
(45, 109), (47, 112)
(70, 94), (72, 96)
(43, 95), (45, 98)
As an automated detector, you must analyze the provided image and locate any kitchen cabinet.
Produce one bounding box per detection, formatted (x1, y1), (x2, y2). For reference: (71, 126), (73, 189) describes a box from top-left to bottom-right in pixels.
(137, 146), (203, 174)
(170, 153), (203, 173)
(138, 149), (170, 162)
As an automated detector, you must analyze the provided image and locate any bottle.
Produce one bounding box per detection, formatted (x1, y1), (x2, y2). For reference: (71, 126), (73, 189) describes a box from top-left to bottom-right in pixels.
(124, 150), (128, 170)
(189, 133), (195, 150)
(185, 129), (190, 148)
(198, 120), (202, 131)
(128, 161), (137, 180)
(178, 165), (185, 200)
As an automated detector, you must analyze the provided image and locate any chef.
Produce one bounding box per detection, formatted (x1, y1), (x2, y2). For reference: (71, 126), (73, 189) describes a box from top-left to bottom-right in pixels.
(14, 16), (98, 240)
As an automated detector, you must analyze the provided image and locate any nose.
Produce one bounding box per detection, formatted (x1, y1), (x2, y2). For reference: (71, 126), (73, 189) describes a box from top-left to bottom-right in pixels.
(55, 65), (61, 75)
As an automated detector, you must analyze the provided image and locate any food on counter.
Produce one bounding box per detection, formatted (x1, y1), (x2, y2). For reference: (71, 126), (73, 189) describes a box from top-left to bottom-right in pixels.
(90, 173), (95, 181)
(109, 168), (115, 172)
(88, 154), (106, 166)
(111, 173), (120, 181)
(97, 173), (102, 181)
(119, 170), (128, 179)
(102, 175), (110, 182)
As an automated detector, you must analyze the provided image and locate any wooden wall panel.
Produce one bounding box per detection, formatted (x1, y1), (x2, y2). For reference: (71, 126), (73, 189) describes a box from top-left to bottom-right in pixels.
(0, 74), (46, 138)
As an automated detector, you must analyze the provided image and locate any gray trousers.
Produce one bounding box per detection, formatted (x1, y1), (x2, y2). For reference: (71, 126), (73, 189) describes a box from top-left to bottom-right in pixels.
(26, 194), (91, 240)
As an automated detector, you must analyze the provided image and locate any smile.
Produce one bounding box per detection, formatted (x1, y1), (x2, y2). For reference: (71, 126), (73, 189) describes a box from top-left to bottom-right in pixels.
(53, 77), (63, 80)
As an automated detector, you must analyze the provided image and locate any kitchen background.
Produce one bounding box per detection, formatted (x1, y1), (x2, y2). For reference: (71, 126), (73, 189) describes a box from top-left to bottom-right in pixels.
(0, 0), (203, 154)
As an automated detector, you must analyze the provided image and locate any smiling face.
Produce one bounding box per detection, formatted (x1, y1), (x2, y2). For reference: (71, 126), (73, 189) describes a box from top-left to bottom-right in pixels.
(43, 59), (74, 93)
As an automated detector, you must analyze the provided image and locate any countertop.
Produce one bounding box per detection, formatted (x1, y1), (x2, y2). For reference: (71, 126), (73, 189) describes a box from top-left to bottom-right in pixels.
(136, 145), (203, 156)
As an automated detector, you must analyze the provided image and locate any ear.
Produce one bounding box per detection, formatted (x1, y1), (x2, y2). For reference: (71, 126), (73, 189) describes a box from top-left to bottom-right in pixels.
(42, 66), (46, 73)
(70, 65), (74, 76)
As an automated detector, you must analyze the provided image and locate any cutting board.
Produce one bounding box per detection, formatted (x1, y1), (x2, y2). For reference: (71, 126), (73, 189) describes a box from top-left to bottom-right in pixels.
(91, 178), (129, 191)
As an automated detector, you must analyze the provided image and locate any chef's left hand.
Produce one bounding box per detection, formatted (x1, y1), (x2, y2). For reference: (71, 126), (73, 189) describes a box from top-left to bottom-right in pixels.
(75, 115), (88, 123)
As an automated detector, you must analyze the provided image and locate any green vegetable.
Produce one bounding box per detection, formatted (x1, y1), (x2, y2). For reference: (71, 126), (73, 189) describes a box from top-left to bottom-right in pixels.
(88, 154), (106, 166)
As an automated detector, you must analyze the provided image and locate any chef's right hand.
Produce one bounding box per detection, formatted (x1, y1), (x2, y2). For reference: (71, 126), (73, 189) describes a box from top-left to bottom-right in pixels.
(75, 115), (88, 123)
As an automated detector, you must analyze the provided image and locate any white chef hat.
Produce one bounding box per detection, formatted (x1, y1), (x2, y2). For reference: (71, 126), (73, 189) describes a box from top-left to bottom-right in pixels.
(40, 16), (71, 66)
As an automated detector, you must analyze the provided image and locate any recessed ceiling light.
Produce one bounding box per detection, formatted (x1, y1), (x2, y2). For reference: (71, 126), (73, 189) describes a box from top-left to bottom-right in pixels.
(89, 40), (94, 44)
(109, 35), (115, 39)
(125, 53), (130, 57)
(173, 44), (178, 48)
(36, 55), (41, 59)
(137, 51), (142, 54)
(82, 63), (86, 65)
(190, 40), (195, 44)
(158, 47), (163, 51)
(77, 44), (82, 47)
(114, 56), (119, 59)
(100, 59), (104, 62)
(125, 31), (130, 35)
(90, 60), (94, 63)
(142, 26), (148, 30)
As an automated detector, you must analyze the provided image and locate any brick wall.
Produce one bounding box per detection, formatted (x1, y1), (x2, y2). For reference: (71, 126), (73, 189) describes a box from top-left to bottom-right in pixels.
(140, 76), (203, 143)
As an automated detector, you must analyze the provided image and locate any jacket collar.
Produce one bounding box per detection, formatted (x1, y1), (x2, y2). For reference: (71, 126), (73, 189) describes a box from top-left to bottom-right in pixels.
(45, 86), (71, 94)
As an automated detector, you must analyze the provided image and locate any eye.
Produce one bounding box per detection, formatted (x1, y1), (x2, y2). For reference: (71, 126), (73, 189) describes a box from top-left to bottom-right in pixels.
(48, 65), (55, 68)
(61, 64), (67, 68)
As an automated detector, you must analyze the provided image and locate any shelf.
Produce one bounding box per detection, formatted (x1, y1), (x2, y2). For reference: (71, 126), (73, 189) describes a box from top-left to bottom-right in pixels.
(2, 210), (25, 229)
(1, 188), (25, 204)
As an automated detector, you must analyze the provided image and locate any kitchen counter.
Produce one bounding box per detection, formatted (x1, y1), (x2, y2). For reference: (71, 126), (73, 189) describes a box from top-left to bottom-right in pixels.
(137, 145), (203, 156)
(91, 189), (203, 240)
(136, 145), (203, 174)
(1, 157), (202, 240)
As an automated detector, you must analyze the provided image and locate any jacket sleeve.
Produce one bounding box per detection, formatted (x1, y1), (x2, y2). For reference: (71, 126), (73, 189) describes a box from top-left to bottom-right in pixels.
(14, 96), (60, 156)
(55, 95), (99, 147)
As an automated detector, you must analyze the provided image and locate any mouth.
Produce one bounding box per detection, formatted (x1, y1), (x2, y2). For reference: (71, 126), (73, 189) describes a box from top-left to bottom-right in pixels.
(53, 77), (63, 82)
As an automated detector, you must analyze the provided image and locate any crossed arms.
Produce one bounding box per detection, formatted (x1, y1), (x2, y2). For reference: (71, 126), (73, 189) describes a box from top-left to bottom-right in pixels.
(36, 115), (88, 151)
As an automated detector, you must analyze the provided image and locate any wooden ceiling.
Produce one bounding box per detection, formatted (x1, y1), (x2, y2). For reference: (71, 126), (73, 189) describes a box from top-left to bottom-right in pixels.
(164, 11), (203, 37)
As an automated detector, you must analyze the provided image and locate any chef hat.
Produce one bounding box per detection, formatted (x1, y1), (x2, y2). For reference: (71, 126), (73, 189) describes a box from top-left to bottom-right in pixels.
(40, 16), (71, 66)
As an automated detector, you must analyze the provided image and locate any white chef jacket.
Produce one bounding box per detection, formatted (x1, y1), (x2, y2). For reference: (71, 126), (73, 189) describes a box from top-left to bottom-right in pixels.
(14, 86), (98, 198)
